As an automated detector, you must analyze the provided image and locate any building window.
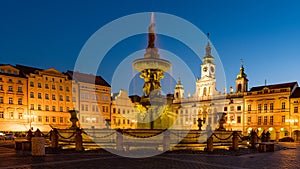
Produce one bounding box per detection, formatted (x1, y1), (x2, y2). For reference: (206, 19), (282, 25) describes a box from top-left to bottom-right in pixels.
(270, 116), (273, 125)
(66, 107), (69, 112)
(247, 117), (251, 123)
(92, 105), (95, 112)
(18, 113), (23, 119)
(270, 103), (274, 112)
(52, 106), (56, 111)
(0, 111), (4, 118)
(237, 106), (241, 111)
(9, 97), (13, 104)
(9, 112), (14, 119)
(81, 104), (84, 111)
(30, 92), (34, 98)
(52, 116), (56, 123)
(248, 105), (251, 111)
(30, 81), (34, 87)
(60, 117), (64, 123)
(18, 98), (22, 105)
(38, 93), (42, 99)
(52, 94), (56, 100)
(72, 97), (76, 102)
(237, 116), (241, 123)
(38, 116), (42, 122)
(45, 94), (49, 100)
(17, 80), (22, 84)
(264, 104), (267, 112)
(0, 97), (3, 104)
(45, 84), (49, 89)
(0, 85), (3, 90)
(118, 108), (120, 114)
(45, 105), (49, 111)
(59, 86), (63, 91)
(30, 104), (34, 110)
(85, 105), (88, 111)
(258, 116), (262, 125)
(230, 106), (234, 111)
(294, 106), (298, 113)
(45, 116), (49, 122)
(282, 116), (285, 123)
(38, 104), (42, 110)
(73, 88), (76, 93)
(263, 116), (268, 125)
(66, 86), (69, 92)
(96, 106), (99, 112)
(52, 85), (56, 90)
(282, 102), (286, 111)
(38, 83), (42, 88)
(66, 96), (70, 102)
(8, 86), (13, 92)
(113, 108), (116, 114)
(60, 106), (63, 112)
(18, 87), (22, 92)
(258, 104), (262, 113)
(59, 95), (63, 101)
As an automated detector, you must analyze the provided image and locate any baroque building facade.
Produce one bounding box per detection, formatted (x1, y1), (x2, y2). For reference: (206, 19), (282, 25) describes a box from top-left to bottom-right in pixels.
(66, 71), (111, 129)
(0, 64), (28, 131)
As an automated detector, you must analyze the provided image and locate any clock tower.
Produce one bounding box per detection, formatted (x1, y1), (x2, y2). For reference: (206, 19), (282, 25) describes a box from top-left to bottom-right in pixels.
(195, 34), (218, 98)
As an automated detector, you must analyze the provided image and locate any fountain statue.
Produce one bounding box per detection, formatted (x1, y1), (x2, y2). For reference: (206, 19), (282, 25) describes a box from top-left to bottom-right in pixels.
(131, 13), (173, 129)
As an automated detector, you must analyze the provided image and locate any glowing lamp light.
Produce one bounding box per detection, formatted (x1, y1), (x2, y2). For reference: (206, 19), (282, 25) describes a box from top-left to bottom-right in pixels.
(269, 128), (273, 131)
(280, 128), (284, 131)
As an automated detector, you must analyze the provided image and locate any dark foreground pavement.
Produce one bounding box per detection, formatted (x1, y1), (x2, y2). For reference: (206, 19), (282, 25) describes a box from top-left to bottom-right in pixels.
(0, 141), (300, 169)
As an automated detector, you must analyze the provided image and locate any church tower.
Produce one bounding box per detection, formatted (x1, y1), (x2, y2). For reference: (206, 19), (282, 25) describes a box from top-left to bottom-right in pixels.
(235, 62), (248, 93)
(174, 76), (184, 100)
(195, 33), (218, 98)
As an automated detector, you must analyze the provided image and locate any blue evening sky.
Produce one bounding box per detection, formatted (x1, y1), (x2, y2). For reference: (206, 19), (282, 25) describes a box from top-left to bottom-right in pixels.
(1, 0), (300, 95)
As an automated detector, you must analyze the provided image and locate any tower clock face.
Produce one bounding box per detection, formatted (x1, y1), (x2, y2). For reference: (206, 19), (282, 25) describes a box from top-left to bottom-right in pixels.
(203, 66), (208, 72)
(210, 66), (215, 73)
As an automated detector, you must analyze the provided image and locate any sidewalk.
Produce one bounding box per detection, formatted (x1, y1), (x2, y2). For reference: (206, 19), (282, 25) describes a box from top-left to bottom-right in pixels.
(0, 141), (300, 169)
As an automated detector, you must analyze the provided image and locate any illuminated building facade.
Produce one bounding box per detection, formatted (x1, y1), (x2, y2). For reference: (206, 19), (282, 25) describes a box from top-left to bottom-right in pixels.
(244, 82), (299, 140)
(66, 71), (111, 129)
(16, 65), (73, 131)
(0, 64), (28, 131)
(172, 40), (246, 132)
(111, 90), (137, 129)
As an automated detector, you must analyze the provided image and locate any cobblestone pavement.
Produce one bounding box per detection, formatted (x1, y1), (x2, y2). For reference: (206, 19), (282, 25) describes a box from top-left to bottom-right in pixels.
(0, 141), (300, 169)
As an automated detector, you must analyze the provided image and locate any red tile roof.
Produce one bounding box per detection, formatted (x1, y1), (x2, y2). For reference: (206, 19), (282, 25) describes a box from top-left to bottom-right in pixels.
(66, 70), (110, 87)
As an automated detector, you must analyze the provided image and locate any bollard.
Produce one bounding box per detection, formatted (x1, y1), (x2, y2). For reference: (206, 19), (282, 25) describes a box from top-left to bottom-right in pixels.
(163, 130), (170, 152)
(250, 130), (258, 149)
(232, 131), (239, 151)
(50, 128), (59, 149)
(261, 131), (266, 142)
(116, 129), (123, 151)
(206, 136), (213, 152)
(26, 129), (33, 141)
(75, 128), (83, 152)
(266, 131), (271, 142)
(31, 128), (45, 156)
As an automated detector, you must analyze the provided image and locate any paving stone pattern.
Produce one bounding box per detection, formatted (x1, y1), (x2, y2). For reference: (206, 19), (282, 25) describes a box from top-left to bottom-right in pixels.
(0, 141), (300, 169)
